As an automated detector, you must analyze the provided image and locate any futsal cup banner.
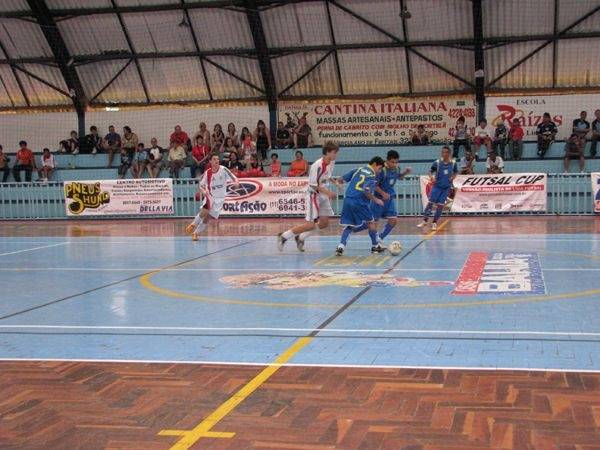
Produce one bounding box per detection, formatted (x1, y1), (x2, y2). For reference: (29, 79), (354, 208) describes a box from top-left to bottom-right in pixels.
(486, 94), (600, 141)
(419, 173), (547, 213)
(63, 178), (174, 216)
(278, 97), (476, 146)
(592, 173), (600, 213)
(221, 177), (309, 216)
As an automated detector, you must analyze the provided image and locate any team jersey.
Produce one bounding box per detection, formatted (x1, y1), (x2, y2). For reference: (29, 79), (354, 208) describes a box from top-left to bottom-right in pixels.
(199, 165), (237, 201)
(431, 159), (458, 189)
(307, 157), (335, 194)
(342, 165), (377, 202)
(536, 121), (557, 136)
(375, 166), (403, 196)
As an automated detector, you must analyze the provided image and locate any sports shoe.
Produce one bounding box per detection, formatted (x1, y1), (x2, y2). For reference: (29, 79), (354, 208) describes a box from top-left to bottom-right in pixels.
(431, 222), (438, 231)
(335, 245), (344, 256)
(377, 237), (387, 249)
(371, 244), (385, 254)
(416, 221), (428, 228)
(72, 148), (79, 155)
(277, 233), (287, 251)
(192, 233), (199, 241)
(295, 235), (305, 252)
(92, 149), (97, 154)
(185, 223), (195, 235)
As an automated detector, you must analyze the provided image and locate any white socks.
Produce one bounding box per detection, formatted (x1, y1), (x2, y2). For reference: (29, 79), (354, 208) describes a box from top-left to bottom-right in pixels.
(194, 222), (207, 234)
(192, 213), (202, 226)
(299, 231), (314, 241)
(281, 230), (295, 240)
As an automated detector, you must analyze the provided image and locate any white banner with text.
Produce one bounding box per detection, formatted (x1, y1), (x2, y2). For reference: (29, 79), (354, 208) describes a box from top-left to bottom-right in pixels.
(592, 173), (600, 214)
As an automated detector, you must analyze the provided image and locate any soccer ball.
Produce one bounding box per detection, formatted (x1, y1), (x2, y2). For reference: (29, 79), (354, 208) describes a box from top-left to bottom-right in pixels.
(389, 241), (403, 256)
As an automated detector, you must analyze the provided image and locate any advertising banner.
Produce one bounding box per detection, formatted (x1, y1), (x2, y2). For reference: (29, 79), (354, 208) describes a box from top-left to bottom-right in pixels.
(278, 96), (476, 146)
(592, 173), (600, 213)
(420, 173), (547, 213)
(221, 177), (309, 216)
(64, 178), (174, 216)
(486, 94), (600, 141)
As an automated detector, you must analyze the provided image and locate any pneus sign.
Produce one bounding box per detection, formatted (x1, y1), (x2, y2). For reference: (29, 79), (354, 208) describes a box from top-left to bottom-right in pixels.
(221, 177), (309, 216)
(420, 173), (547, 213)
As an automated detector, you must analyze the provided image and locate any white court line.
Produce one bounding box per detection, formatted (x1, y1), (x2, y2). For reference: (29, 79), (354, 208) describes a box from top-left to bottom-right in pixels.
(0, 242), (69, 257)
(1, 325), (600, 337)
(0, 357), (598, 374)
(0, 267), (596, 272)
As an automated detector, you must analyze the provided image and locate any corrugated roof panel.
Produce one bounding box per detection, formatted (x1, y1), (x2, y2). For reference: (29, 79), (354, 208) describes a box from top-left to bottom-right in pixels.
(204, 56), (263, 99)
(0, 19), (53, 58)
(121, 11), (196, 53)
(338, 48), (408, 95)
(410, 53), (465, 93)
(558, 0), (600, 32)
(485, 41), (553, 89)
(556, 38), (600, 86)
(76, 60), (145, 103)
(58, 15), (129, 56)
(406, 0), (472, 41)
(0, 0), (29, 13)
(415, 46), (473, 85)
(18, 65), (71, 105)
(272, 51), (329, 95)
(330, 1), (393, 44)
(333, 0), (403, 42)
(0, 65), (27, 106)
(116, 0), (179, 6)
(95, 63), (146, 103)
(285, 53), (340, 97)
(188, 8), (253, 50)
(261, 1), (330, 48)
(46, 0), (111, 8)
(139, 58), (209, 101)
(483, 0), (553, 37)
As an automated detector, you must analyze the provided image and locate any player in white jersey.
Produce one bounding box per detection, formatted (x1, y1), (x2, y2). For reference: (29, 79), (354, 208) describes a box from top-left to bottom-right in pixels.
(186, 153), (239, 241)
(277, 141), (340, 251)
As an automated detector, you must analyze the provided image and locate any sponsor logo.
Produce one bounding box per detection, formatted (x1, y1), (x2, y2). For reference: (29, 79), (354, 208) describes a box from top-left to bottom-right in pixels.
(64, 182), (110, 214)
(454, 252), (545, 295)
(226, 180), (263, 201)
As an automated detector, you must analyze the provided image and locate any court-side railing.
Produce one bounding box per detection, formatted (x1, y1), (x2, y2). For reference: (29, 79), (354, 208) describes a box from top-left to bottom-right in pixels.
(0, 173), (595, 220)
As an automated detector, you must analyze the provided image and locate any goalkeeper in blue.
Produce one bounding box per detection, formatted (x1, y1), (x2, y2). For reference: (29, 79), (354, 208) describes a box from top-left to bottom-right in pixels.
(335, 156), (385, 256)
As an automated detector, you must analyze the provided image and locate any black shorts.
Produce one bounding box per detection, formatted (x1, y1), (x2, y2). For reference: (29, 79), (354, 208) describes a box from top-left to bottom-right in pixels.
(566, 152), (582, 160)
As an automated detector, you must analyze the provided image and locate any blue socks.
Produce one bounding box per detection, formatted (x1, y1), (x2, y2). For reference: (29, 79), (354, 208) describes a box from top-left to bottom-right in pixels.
(379, 223), (394, 240)
(423, 202), (433, 220)
(433, 205), (444, 223)
(368, 229), (378, 246)
(340, 226), (353, 246)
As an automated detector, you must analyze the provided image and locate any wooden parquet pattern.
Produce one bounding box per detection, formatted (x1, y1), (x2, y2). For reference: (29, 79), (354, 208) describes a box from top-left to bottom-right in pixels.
(2, 362), (600, 449)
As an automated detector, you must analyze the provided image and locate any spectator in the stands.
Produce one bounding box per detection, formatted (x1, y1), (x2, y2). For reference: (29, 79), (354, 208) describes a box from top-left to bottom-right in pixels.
(118, 148), (133, 179)
(132, 143), (148, 178)
(83, 126), (102, 155)
(13, 141), (35, 182)
(239, 130), (257, 164)
(486, 151), (504, 174)
(294, 116), (313, 148)
(269, 153), (281, 177)
(170, 125), (189, 152)
(168, 141), (187, 179)
(246, 155), (265, 177)
(190, 135), (210, 178)
(60, 130), (80, 154)
(226, 151), (244, 174)
(459, 148), (476, 175)
(591, 109), (600, 158)
(193, 122), (210, 147)
(37, 148), (55, 182)
(474, 119), (493, 158)
(536, 112), (557, 158)
(212, 123), (225, 153)
(493, 120), (508, 159)
(121, 126), (138, 160)
(287, 150), (309, 177)
(147, 138), (164, 178)
(226, 122), (239, 148)
(411, 124), (430, 145)
(103, 125), (121, 168)
(222, 137), (238, 165)
(254, 120), (271, 162)
(0, 145), (11, 182)
(509, 118), (524, 160)
(563, 133), (585, 173)
(275, 121), (292, 149)
(573, 110), (590, 152)
(452, 116), (470, 158)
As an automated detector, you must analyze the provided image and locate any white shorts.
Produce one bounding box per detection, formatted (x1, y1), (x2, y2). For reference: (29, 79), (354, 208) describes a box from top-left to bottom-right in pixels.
(204, 197), (224, 219)
(305, 191), (334, 222)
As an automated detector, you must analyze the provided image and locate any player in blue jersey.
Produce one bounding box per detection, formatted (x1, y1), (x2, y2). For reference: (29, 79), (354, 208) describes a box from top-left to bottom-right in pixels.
(335, 156), (385, 256)
(417, 146), (458, 231)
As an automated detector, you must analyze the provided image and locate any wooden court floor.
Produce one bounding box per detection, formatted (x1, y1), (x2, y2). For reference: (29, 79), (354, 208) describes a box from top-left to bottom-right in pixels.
(1, 217), (600, 450)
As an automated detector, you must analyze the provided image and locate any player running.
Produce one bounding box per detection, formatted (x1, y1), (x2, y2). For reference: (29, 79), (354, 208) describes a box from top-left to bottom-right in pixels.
(417, 146), (457, 231)
(186, 152), (239, 241)
(278, 141), (340, 252)
(335, 156), (385, 256)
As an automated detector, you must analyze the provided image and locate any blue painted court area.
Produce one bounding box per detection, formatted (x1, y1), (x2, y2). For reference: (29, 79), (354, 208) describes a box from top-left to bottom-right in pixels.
(0, 232), (599, 371)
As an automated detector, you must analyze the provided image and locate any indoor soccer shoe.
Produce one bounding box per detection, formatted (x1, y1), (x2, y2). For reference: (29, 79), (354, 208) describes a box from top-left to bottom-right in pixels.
(192, 233), (199, 241)
(295, 235), (305, 252)
(185, 223), (195, 235)
(277, 233), (287, 251)
(335, 245), (344, 256)
(431, 222), (438, 231)
(371, 244), (385, 254)
(416, 221), (428, 228)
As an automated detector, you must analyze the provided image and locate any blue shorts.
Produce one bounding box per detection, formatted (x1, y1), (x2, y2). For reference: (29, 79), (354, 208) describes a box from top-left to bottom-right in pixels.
(370, 198), (397, 220)
(428, 186), (451, 205)
(340, 198), (374, 227)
